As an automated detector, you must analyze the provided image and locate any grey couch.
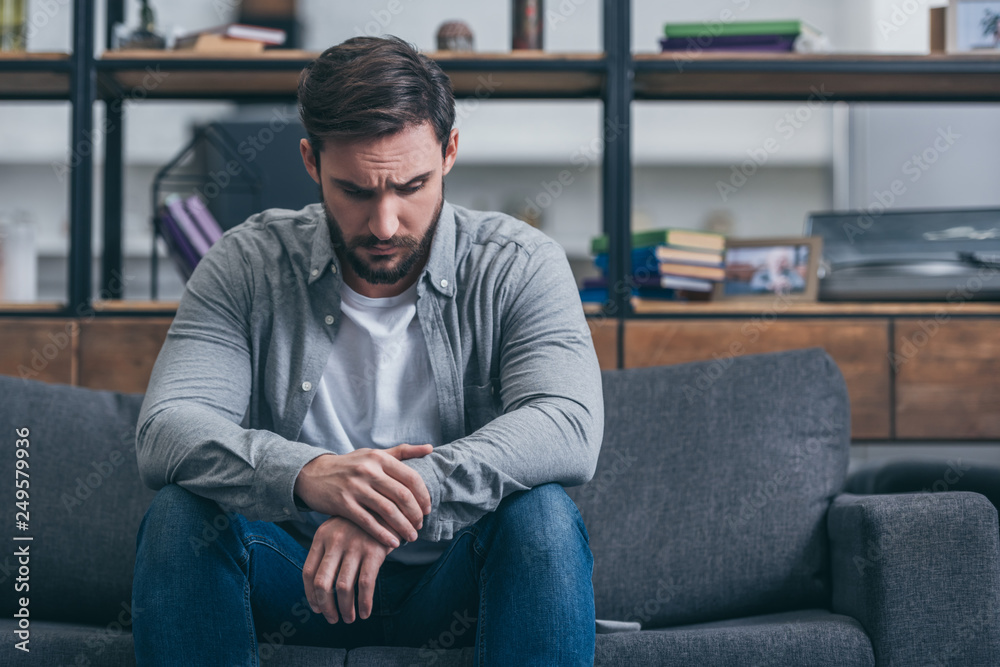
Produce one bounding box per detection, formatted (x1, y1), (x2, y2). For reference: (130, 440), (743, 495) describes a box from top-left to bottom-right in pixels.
(1, 347), (997, 665)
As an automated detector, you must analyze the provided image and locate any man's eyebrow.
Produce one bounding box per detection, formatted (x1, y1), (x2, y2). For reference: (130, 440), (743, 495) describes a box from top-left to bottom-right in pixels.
(331, 172), (433, 191)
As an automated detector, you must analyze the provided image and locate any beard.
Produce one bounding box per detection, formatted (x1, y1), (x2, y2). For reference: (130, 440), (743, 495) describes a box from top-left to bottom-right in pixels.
(322, 185), (443, 286)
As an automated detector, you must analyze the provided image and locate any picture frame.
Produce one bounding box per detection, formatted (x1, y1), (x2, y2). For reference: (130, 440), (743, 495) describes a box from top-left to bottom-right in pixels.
(948, 0), (1000, 52)
(713, 237), (822, 302)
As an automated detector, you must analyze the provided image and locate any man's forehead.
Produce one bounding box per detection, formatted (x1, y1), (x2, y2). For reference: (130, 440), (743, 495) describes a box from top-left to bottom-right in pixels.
(320, 123), (440, 184)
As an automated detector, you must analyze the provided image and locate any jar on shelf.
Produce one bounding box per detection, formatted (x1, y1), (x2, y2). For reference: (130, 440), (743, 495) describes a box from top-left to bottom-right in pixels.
(512, 0), (543, 50)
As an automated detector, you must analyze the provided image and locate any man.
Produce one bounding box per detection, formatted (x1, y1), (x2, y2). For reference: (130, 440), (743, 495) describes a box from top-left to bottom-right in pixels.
(132, 35), (604, 665)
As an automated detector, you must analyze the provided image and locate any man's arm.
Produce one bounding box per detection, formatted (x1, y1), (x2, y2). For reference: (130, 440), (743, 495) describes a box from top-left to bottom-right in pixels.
(403, 239), (605, 542)
(135, 234), (333, 522)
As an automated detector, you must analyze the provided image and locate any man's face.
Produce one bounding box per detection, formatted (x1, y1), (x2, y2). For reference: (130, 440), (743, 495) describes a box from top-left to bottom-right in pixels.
(301, 122), (458, 296)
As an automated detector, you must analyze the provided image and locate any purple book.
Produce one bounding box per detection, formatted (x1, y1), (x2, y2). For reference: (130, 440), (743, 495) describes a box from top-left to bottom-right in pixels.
(660, 35), (796, 52)
(165, 194), (211, 259)
(157, 208), (199, 278)
(184, 194), (224, 246)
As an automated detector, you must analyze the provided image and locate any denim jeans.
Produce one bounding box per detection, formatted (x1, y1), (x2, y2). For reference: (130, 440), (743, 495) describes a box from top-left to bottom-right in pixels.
(132, 481), (595, 666)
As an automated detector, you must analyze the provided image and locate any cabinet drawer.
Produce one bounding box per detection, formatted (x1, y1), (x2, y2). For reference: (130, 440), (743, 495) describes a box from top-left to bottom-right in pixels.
(0, 319), (78, 385)
(78, 319), (172, 393)
(624, 319), (891, 440)
(588, 317), (618, 371)
(895, 319), (1000, 439)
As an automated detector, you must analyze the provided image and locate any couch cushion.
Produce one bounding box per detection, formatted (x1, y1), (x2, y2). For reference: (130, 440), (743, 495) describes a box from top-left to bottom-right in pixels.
(0, 375), (154, 625)
(565, 348), (850, 628)
(339, 610), (871, 666)
(0, 619), (347, 666)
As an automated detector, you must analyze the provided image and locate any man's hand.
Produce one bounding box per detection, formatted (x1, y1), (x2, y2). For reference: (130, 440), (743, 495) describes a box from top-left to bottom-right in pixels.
(303, 515), (391, 624)
(293, 444), (433, 549)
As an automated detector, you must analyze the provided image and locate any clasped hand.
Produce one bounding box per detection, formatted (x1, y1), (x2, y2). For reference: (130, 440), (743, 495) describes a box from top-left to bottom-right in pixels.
(294, 443), (434, 623)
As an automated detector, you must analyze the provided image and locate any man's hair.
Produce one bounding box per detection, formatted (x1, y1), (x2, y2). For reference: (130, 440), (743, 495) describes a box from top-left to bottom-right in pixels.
(297, 35), (456, 161)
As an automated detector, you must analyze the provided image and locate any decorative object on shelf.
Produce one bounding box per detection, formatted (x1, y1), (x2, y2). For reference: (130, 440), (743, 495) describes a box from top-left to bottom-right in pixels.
(931, 6), (948, 52)
(713, 237), (821, 302)
(806, 207), (1000, 301)
(174, 23), (287, 54)
(437, 20), (474, 51)
(512, 0), (543, 50)
(0, 0), (26, 51)
(113, 0), (166, 50)
(150, 125), (262, 294)
(948, 0), (1000, 51)
(0, 210), (37, 303)
(659, 19), (830, 54)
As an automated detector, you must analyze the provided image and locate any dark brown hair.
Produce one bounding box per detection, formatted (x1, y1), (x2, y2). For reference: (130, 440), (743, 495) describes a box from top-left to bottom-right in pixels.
(297, 35), (455, 161)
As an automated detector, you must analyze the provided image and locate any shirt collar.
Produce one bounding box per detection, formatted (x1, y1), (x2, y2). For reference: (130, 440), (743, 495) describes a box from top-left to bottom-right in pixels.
(306, 199), (457, 298)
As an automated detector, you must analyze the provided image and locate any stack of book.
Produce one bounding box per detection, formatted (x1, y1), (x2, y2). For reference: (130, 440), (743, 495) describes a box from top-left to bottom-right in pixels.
(582, 228), (725, 303)
(155, 194), (225, 281)
(659, 20), (810, 53)
(174, 23), (287, 54)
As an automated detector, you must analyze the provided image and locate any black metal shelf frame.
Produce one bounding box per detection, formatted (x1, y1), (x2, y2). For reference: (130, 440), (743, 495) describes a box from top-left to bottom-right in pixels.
(12, 0), (1000, 370)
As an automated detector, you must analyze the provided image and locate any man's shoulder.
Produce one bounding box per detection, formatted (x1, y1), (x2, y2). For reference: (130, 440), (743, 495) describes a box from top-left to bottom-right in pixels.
(221, 203), (324, 248)
(451, 203), (554, 256)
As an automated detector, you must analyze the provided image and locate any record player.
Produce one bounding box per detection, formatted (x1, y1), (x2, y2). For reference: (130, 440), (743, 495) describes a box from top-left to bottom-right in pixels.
(804, 207), (1000, 301)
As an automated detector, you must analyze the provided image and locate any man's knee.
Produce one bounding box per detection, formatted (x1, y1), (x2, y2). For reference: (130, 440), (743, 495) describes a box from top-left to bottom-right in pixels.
(494, 483), (589, 552)
(139, 484), (243, 555)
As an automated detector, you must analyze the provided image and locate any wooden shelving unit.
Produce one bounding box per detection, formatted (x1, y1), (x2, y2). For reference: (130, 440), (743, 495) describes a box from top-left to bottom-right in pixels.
(0, 52), (72, 100)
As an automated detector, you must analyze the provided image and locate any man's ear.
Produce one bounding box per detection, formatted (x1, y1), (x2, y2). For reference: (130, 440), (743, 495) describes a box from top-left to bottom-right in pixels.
(442, 128), (459, 176)
(300, 138), (320, 184)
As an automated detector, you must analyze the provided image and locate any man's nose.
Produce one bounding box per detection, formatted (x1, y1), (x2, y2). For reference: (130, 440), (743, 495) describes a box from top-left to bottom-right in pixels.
(368, 196), (400, 240)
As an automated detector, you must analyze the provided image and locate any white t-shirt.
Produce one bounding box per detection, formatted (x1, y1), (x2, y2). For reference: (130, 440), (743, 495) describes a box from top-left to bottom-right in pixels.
(296, 280), (450, 565)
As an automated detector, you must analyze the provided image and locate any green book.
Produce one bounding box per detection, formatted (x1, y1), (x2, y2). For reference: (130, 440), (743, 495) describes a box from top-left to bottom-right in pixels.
(591, 229), (725, 256)
(663, 20), (802, 39)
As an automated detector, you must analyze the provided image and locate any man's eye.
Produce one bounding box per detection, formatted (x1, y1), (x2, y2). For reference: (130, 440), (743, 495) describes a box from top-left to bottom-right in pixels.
(397, 183), (425, 195)
(343, 189), (372, 200)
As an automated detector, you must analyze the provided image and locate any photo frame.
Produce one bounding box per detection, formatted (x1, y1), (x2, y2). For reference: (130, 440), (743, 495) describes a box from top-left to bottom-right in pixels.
(713, 237), (822, 302)
(948, 0), (1000, 52)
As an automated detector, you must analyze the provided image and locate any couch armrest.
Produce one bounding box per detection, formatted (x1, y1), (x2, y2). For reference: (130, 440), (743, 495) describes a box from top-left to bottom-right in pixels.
(828, 492), (1000, 666)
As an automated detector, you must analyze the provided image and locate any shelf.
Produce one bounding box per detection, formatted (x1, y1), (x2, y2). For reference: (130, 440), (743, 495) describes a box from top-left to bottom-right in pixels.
(0, 302), (66, 314)
(0, 53), (72, 100)
(630, 298), (1000, 317)
(97, 50), (607, 101)
(634, 52), (1000, 102)
(92, 299), (181, 314)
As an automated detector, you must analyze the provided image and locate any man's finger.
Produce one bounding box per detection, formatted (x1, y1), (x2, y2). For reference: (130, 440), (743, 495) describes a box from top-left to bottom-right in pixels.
(370, 474), (426, 532)
(302, 541), (324, 614)
(357, 553), (381, 620)
(358, 491), (420, 544)
(381, 456), (433, 516)
(314, 547), (343, 624)
(344, 498), (404, 549)
(335, 550), (362, 624)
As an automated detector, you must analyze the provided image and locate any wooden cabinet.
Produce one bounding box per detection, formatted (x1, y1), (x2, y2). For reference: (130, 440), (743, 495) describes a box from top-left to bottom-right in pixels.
(77, 319), (172, 393)
(587, 317), (618, 372)
(623, 319), (892, 440)
(0, 319), (78, 385)
(894, 319), (1000, 439)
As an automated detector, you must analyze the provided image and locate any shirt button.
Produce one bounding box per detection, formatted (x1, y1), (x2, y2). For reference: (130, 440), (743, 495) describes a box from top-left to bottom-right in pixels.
(440, 279), (448, 288)
(330, 264), (338, 274)
(325, 315), (335, 325)
(283, 507), (291, 515)
(301, 381), (312, 392)
(310, 268), (319, 277)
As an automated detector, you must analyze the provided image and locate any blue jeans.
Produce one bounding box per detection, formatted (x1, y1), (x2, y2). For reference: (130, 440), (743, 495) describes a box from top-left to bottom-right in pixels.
(132, 481), (595, 665)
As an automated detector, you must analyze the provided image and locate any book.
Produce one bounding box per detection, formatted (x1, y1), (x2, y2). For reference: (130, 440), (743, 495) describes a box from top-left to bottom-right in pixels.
(660, 34), (797, 52)
(591, 229), (725, 255)
(164, 194), (211, 258)
(663, 20), (802, 39)
(660, 275), (715, 292)
(184, 195), (224, 245)
(156, 208), (198, 279)
(653, 245), (724, 266)
(659, 263), (726, 281)
(174, 23), (287, 49)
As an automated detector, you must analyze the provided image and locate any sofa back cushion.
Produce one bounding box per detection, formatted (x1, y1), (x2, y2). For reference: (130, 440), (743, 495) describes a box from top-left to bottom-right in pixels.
(565, 348), (850, 628)
(0, 375), (153, 625)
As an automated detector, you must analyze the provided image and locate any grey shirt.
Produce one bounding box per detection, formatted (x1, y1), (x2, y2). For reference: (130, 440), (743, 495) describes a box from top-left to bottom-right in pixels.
(136, 200), (604, 543)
